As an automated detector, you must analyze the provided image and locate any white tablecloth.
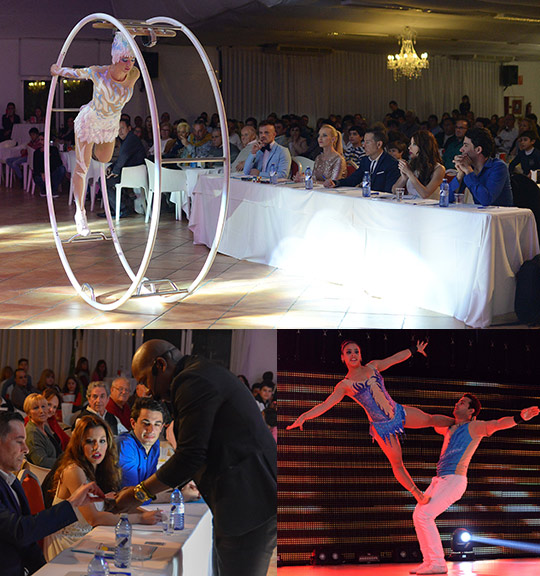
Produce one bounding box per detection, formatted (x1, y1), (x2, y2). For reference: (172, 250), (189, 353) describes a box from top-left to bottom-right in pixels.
(33, 502), (212, 576)
(189, 176), (540, 327)
(169, 167), (219, 219)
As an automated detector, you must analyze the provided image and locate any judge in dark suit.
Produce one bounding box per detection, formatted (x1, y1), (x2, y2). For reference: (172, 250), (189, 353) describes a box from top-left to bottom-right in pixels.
(0, 411), (104, 576)
(114, 339), (277, 576)
(244, 121), (292, 179)
(324, 128), (400, 192)
(99, 118), (146, 218)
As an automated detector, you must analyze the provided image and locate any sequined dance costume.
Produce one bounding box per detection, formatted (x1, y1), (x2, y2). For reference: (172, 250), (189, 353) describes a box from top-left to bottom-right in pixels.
(348, 368), (406, 442)
(57, 65), (135, 143)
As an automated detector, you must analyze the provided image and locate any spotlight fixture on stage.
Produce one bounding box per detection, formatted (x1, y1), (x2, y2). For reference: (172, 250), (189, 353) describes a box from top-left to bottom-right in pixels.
(392, 544), (421, 563)
(310, 548), (344, 565)
(450, 528), (475, 560)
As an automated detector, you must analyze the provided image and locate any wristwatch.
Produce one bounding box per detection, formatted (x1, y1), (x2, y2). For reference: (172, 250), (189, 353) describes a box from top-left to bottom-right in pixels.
(134, 481), (156, 502)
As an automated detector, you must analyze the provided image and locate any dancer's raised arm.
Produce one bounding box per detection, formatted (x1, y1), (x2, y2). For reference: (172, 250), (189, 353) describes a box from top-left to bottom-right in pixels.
(50, 64), (93, 79)
(286, 380), (348, 431)
(482, 405), (539, 436)
(370, 340), (427, 372)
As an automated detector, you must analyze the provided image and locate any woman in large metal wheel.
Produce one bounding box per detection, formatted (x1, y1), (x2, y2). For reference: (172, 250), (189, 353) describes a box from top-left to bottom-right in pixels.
(50, 31), (139, 236)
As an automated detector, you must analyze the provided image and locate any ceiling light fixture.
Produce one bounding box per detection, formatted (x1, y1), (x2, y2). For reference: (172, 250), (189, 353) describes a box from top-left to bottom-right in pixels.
(387, 26), (428, 81)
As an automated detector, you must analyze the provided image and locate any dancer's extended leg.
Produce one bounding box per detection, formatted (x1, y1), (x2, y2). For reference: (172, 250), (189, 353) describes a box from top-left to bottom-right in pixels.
(73, 136), (93, 236)
(403, 406), (454, 429)
(372, 429), (429, 505)
(94, 141), (115, 163)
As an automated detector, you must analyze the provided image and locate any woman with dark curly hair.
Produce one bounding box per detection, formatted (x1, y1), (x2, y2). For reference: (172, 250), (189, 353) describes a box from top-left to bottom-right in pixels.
(44, 414), (161, 560)
(392, 130), (445, 200)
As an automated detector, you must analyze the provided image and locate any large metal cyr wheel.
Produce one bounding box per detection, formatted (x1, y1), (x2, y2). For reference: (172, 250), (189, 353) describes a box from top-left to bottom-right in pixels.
(44, 13), (230, 310)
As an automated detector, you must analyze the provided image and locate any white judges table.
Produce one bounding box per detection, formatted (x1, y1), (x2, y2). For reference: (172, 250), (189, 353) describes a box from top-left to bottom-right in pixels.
(33, 502), (212, 576)
(189, 175), (540, 328)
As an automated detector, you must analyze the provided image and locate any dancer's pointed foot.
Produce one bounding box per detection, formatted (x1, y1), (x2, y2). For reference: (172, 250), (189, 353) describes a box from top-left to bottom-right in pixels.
(410, 487), (431, 505)
(75, 209), (90, 237)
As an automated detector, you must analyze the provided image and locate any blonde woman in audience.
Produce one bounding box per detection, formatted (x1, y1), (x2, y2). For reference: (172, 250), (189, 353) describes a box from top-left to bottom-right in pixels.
(44, 414), (161, 560)
(24, 393), (62, 468)
(392, 130), (445, 200)
(294, 124), (347, 182)
(163, 121), (191, 158)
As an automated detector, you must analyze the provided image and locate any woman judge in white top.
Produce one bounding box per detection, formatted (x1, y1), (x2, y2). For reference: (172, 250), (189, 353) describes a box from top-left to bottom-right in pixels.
(392, 130), (445, 200)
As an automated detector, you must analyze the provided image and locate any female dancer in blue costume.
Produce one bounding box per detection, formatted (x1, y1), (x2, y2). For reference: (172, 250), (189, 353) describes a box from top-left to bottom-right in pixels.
(50, 32), (140, 236)
(287, 340), (454, 504)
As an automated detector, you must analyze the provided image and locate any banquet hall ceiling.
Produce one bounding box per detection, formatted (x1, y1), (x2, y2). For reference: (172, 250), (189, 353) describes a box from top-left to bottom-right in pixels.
(2, 0), (540, 60)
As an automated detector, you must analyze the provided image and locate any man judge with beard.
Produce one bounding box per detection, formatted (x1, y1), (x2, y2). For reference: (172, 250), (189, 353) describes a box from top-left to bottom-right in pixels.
(113, 339), (277, 576)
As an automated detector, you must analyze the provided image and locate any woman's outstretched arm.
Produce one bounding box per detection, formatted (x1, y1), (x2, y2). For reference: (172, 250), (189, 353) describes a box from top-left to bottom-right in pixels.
(370, 340), (427, 372)
(286, 380), (348, 431)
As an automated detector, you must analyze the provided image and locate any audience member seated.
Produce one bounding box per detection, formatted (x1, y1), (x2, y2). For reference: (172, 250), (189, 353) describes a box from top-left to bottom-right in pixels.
(36, 368), (58, 392)
(58, 116), (75, 148)
(44, 415), (161, 560)
(227, 119), (242, 149)
(427, 114), (442, 137)
(163, 121), (190, 159)
(389, 100), (405, 121)
(0, 412), (105, 576)
(1, 101), (20, 140)
(90, 359), (107, 383)
(10, 368), (38, 411)
(442, 119), (468, 170)
(133, 125), (150, 156)
(387, 139), (407, 161)
(288, 124), (308, 157)
(233, 125), (257, 172)
(435, 117), (456, 151)
(496, 114), (519, 154)
(255, 381), (274, 411)
(43, 388), (70, 451)
(75, 357), (90, 392)
(209, 128), (240, 164)
(274, 119), (289, 147)
(2, 358), (33, 400)
(509, 118), (540, 156)
(324, 128), (400, 192)
(98, 119), (146, 219)
(32, 133), (66, 198)
(400, 110), (421, 139)
(74, 381), (118, 435)
(343, 125), (366, 167)
(509, 131), (540, 176)
(116, 397), (165, 488)
(142, 115), (153, 147)
(184, 121), (213, 159)
(24, 393), (62, 468)
(62, 374), (84, 408)
(294, 124), (346, 182)
(6, 127), (40, 185)
(243, 121), (292, 179)
(106, 377), (132, 434)
(128, 382), (151, 408)
(449, 127), (513, 206)
(392, 130), (445, 200)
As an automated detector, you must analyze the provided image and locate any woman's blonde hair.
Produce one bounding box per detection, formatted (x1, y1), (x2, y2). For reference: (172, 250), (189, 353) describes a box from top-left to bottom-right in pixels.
(23, 392), (46, 416)
(319, 124), (344, 155)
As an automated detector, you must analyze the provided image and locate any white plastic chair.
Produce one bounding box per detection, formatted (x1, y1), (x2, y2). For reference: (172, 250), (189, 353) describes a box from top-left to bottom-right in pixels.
(0, 139), (17, 185)
(294, 155), (314, 172)
(145, 159), (188, 222)
(115, 164), (149, 222)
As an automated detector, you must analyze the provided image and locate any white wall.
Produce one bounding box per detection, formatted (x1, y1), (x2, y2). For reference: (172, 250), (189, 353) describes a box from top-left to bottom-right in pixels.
(0, 37), (219, 125)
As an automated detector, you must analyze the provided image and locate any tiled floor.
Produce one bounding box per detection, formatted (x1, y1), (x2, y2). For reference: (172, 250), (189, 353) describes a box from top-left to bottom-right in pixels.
(0, 181), (529, 329)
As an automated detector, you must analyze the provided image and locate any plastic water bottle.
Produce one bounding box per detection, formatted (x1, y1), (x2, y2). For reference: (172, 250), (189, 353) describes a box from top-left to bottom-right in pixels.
(114, 513), (132, 568)
(170, 488), (185, 530)
(304, 166), (313, 190)
(439, 178), (450, 207)
(269, 163), (278, 184)
(87, 551), (109, 576)
(362, 171), (371, 197)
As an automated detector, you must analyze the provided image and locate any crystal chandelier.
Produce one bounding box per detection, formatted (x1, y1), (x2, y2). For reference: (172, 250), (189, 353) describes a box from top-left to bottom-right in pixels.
(387, 27), (429, 81)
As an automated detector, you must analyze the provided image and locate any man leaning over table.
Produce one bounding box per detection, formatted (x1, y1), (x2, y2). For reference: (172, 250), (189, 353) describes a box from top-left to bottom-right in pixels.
(113, 339), (277, 576)
(449, 127), (513, 207)
(0, 411), (105, 576)
(324, 127), (400, 192)
(243, 120), (292, 179)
